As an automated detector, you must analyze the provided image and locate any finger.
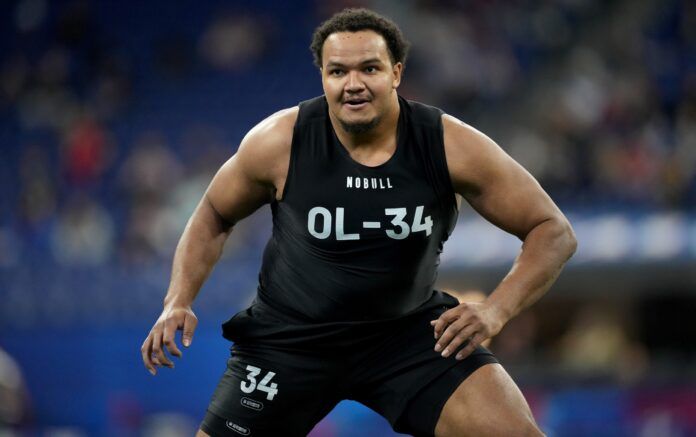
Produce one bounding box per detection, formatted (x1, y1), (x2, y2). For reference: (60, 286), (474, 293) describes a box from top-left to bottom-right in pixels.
(163, 318), (182, 358)
(140, 335), (157, 375)
(433, 314), (455, 339)
(434, 319), (469, 355)
(455, 333), (485, 360)
(441, 324), (478, 358)
(150, 335), (163, 366)
(433, 305), (468, 339)
(152, 330), (174, 368)
(182, 313), (198, 347)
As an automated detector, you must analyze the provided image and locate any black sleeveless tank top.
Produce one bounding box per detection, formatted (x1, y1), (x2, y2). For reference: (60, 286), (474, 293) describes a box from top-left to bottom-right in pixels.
(255, 95), (458, 323)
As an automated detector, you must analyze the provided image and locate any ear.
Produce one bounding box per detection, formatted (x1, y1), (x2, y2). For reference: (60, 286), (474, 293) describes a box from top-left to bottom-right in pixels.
(392, 62), (403, 89)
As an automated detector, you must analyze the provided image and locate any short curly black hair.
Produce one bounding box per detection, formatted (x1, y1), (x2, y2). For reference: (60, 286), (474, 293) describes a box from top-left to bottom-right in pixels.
(310, 8), (410, 69)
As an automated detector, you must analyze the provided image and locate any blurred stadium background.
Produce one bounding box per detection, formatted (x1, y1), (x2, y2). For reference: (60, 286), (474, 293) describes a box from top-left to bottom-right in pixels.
(1, 0), (695, 435)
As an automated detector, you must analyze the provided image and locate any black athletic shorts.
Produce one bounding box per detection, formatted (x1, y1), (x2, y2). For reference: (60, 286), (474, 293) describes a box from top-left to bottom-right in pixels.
(200, 291), (498, 437)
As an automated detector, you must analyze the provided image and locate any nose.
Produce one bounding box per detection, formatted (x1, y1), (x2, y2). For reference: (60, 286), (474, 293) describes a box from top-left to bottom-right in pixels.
(345, 71), (365, 93)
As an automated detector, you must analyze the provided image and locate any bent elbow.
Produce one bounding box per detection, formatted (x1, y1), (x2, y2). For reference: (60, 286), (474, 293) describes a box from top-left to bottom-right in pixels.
(561, 219), (578, 260)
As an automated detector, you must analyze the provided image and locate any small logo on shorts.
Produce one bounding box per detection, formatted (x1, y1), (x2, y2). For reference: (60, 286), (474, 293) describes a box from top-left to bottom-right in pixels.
(241, 397), (264, 411)
(226, 420), (250, 435)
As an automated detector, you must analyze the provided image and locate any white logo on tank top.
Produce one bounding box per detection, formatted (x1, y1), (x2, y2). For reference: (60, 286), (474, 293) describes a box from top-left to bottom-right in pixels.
(346, 176), (393, 190)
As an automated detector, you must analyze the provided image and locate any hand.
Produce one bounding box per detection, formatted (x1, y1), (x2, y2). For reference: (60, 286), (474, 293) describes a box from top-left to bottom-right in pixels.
(431, 302), (505, 361)
(141, 305), (198, 375)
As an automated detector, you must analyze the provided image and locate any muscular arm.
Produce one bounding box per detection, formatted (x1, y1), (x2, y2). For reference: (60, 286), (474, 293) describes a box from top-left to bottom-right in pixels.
(433, 115), (577, 359)
(141, 108), (296, 375)
(161, 158), (269, 310)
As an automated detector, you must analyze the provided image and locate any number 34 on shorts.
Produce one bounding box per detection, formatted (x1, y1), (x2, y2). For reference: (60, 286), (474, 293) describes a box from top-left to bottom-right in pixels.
(240, 365), (279, 401)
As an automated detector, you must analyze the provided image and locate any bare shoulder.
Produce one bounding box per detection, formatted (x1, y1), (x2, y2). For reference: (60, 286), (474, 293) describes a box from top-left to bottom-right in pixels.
(440, 113), (566, 239)
(204, 107), (297, 223)
(236, 106), (298, 186)
(441, 113), (514, 197)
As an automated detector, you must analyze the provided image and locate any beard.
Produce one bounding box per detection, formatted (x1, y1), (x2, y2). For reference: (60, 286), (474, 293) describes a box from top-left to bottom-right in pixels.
(338, 114), (382, 134)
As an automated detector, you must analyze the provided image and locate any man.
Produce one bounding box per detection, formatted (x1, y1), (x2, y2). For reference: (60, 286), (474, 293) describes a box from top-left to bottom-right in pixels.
(141, 8), (576, 437)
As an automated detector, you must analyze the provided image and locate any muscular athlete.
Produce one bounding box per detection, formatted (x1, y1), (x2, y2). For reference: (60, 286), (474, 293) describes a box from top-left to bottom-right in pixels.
(141, 9), (576, 437)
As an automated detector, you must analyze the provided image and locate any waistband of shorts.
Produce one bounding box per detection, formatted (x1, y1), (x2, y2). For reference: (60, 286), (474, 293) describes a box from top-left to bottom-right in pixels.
(251, 288), (460, 326)
(223, 290), (460, 347)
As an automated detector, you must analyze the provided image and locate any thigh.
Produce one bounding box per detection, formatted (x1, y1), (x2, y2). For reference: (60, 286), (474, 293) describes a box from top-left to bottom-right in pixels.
(201, 345), (341, 437)
(391, 350), (498, 436)
(435, 363), (543, 437)
(351, 302), (498, 432)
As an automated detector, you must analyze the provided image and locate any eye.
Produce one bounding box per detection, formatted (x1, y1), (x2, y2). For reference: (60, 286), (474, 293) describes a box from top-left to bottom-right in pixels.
(329, 69), (344, 77)
(364, 66), (377, 73)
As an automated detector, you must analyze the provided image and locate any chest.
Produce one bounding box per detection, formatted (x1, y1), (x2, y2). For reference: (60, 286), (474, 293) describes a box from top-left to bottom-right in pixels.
(282, 156), (440, 245)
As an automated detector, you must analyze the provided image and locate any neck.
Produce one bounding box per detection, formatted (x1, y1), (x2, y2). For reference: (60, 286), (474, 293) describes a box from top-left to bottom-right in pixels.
(330, 93), (400, 150)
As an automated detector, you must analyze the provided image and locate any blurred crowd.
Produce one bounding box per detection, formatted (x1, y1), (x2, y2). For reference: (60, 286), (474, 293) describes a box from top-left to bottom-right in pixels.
(1, 0), (694, 272)
(381, 0), (696, 209)
(1, 0), (275, 273)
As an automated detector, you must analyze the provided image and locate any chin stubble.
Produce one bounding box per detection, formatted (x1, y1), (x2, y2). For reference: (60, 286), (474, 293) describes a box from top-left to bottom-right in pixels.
(339, 114), (382, 134)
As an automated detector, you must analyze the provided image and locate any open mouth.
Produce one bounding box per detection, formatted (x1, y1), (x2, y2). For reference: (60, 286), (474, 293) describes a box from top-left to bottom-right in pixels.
(343, 99), (370, 109)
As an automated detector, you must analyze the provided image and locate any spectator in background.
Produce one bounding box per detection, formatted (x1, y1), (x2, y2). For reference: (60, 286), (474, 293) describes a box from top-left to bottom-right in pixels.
(61, 115), (114, 189)
(198, 11), (270, 72)
(50, 193), (115, 265)
(18, 144), (57, 232)
(119, 131), (183, 206)
(117, 132), (183, 264)
(0, 347), (30, 431)
(555, 302), (649, 383)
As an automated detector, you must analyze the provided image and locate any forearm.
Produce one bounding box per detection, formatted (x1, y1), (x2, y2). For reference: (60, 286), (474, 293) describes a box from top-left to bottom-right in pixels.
(486, 216), (577, 323)
(163, 197), (232, 308)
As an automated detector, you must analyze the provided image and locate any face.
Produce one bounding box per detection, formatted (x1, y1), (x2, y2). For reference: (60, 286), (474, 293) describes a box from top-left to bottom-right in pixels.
(321, 30), (403, 134)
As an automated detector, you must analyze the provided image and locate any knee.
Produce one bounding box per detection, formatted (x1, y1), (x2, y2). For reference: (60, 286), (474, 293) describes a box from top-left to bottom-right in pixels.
(490, 402), (545, 437)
